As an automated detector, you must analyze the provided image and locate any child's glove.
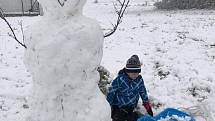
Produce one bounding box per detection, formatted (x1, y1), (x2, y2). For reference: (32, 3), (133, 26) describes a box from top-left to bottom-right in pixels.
(143, 102), (153, 117)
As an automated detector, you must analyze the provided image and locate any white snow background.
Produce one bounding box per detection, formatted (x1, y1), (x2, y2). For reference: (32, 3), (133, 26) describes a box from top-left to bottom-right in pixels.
(0, 0), (215, 120)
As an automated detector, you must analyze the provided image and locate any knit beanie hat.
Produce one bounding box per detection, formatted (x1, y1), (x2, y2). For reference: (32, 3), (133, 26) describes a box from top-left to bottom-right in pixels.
(125, 55), (141, 73)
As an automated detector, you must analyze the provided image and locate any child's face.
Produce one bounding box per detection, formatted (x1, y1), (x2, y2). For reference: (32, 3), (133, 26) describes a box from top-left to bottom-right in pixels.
(127, 72), (139, 80)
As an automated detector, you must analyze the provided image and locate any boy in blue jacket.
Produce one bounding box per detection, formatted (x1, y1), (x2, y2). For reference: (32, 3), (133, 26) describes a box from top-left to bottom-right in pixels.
(106, 55), (153, 121)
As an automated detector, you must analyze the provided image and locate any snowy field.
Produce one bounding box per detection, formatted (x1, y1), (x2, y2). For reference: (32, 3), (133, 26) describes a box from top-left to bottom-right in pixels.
(0, 0), (215, 120)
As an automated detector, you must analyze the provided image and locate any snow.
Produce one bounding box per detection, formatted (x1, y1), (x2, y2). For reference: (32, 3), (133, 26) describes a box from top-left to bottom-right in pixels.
(157, 115), (192, 121)
(0, 0), (215, 121)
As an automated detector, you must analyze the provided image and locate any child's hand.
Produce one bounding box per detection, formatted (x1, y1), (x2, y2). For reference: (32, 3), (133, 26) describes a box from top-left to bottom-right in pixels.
(143, 102), (153, 117)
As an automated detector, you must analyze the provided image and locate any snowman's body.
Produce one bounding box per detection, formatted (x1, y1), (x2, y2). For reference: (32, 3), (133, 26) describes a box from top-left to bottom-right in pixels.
(24, 0), (110, 121)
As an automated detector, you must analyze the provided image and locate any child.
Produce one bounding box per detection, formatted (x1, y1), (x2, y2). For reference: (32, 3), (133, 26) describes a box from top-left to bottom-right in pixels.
(106, 55), (153, 121)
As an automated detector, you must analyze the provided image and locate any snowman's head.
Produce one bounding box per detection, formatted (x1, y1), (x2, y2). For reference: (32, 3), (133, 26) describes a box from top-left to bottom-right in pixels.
(38, 0), (86, 16)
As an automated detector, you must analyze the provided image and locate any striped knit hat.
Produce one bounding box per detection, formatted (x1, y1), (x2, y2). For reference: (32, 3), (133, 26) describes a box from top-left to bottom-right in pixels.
(125, 55), (141, 73)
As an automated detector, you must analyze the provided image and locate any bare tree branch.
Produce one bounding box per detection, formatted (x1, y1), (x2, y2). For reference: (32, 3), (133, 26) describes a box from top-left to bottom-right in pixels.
(117, 0), (123, 6)
(58, 0), (67, 7)
(0, 8), (27, 49)
(104, 0), (130, 38)
(18, 20), (26, 46)
(113, 3), (120, 15)
(58, 0), (64, 6)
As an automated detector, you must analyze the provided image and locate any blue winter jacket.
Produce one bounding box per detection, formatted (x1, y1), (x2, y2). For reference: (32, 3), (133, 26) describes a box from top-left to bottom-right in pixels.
(106, 70), (149, 108)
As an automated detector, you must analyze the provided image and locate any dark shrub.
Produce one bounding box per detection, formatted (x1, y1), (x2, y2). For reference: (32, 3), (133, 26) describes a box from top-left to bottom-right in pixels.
(154, 0), (215, 9)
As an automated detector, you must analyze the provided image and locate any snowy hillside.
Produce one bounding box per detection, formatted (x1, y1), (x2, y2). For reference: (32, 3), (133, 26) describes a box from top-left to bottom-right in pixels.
(0, 0), (215, 120)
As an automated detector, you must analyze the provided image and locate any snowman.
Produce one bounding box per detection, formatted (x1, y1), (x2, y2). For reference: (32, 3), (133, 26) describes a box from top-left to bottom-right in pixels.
(24, 0), (110, 121)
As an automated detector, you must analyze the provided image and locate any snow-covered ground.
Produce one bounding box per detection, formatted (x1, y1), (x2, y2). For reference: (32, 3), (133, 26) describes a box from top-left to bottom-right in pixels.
(0, 0), (215, 120)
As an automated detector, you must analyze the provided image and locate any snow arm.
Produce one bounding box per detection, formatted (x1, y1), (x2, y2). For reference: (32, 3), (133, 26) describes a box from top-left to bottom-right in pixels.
(0, 8), (27, 49)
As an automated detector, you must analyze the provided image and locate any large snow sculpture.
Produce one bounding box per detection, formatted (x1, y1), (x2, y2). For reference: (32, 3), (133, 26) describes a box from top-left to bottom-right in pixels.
(24, 0), (110, 121)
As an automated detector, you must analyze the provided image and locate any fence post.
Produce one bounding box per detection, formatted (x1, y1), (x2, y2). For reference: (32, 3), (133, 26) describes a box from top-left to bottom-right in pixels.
(21, 0), (24, 16)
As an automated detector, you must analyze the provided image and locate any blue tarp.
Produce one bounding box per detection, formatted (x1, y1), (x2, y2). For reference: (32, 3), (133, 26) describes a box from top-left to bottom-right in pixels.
(137, 108), (195, 121)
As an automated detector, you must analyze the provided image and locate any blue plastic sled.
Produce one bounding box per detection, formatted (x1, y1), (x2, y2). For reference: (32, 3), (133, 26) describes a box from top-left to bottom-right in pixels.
(137, 108), (195, 121)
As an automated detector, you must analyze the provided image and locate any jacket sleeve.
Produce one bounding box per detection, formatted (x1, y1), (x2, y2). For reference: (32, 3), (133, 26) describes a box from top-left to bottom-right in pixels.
(106, 77), (120, 105)
(139, 77), (149, 103)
